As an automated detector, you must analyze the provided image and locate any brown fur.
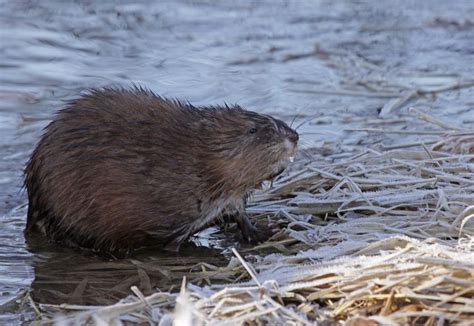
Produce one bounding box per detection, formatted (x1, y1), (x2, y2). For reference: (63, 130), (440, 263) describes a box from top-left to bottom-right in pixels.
(24, 87), (298, 252)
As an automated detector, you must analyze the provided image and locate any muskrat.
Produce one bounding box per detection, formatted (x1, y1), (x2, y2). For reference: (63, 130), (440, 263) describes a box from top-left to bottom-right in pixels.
(24, 87), (299, 253)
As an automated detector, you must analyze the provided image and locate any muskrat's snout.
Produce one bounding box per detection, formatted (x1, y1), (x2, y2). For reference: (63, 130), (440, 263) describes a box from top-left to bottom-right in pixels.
(273, 117), (299, 146)
(279, 122), (299, 149)
(286, 128), (299, 145)
(276, 121), (299, 164)
(284, 130), (298, 162)
(263, 123), (298, 181)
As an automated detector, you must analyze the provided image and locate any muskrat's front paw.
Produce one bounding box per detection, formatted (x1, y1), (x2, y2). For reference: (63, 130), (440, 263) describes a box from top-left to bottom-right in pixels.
(241, 224), (273, 244)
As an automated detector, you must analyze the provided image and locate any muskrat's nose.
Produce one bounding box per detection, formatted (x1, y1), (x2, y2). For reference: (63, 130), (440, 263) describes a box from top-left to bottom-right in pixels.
(288, 130), (299, 144)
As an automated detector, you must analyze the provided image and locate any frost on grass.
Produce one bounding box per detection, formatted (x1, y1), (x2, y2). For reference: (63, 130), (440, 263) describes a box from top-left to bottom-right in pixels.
(32, 127), (474, 325)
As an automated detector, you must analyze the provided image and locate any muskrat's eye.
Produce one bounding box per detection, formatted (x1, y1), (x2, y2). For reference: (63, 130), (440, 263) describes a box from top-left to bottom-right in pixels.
(249, 128), (257, 134)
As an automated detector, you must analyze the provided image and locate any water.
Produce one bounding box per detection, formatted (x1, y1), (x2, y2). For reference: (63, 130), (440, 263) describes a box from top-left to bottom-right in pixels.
(1, 0), (473, 323)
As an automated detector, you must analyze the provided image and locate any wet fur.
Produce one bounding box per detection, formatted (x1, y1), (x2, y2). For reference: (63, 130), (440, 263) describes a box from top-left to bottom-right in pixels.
(24, 87), (298, 252)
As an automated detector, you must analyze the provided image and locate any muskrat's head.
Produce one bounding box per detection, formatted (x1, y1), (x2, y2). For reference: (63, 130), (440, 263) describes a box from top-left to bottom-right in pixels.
(197, 106), (298, 192)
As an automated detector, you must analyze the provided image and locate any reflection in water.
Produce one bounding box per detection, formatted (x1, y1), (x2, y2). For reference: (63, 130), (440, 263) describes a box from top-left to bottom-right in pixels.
(27, 233), (227, 306)
(1, 0), (473, 323)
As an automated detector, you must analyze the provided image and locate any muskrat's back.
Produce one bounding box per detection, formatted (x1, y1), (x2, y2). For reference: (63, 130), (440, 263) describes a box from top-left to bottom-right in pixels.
(25, 87), (298, 252)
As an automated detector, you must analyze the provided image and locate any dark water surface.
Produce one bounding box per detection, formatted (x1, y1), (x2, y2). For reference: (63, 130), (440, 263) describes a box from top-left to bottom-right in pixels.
(1, 0), (473, 323)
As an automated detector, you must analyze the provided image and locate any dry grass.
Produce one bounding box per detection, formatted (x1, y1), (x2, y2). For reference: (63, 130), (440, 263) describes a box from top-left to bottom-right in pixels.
(28, 124), (474, 325)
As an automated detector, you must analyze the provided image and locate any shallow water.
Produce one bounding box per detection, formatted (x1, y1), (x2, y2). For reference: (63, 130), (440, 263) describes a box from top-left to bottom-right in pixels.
(1, 0), (473, 323)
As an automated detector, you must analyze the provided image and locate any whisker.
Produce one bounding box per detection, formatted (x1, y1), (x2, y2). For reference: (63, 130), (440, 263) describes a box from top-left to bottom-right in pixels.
(298, 132), (331, 136)
(295, 112), (322, 131)
(287, 103), (314, 129)
(289, 111), (303, 128)
(299, 138), (320, 146)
